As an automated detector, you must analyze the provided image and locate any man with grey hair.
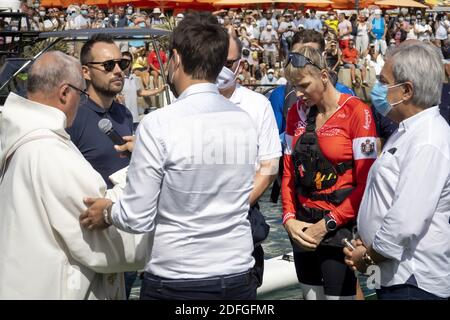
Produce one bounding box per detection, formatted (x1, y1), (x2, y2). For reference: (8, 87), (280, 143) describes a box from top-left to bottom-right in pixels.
(0, 51), (145, 299)
(344, 41), (450, 300)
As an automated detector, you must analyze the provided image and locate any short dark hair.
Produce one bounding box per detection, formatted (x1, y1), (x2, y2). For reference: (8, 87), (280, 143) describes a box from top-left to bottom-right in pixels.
(80, 33), (116, 65)
(292, 29), (325, 53)
(169, 11), (229, 82)
(122, 51), (133, 62)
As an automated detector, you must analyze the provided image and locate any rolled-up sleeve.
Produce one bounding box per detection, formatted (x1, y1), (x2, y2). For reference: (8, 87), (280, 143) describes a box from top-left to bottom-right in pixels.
(111, 114), (166, 234)
(372, 144), (450, 261)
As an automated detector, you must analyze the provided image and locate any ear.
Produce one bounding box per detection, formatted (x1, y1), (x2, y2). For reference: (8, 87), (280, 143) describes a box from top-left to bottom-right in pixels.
(82, 65), (91, 82)
(59, 83), (70, 104)
(321, 69), (329, 84)
(402, 81), (414, 101)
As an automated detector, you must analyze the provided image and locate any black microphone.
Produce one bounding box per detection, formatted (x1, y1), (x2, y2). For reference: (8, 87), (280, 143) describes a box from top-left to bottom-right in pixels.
(98, 118), (131, 158)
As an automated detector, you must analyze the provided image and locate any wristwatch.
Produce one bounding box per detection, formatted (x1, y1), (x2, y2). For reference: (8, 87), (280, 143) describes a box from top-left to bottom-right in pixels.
(362, 252), (376, 266)
(324, 214), (337, 232)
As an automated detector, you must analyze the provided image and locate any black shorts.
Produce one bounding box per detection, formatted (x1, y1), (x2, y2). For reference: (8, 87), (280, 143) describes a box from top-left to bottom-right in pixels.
(293, 246), (356, 296)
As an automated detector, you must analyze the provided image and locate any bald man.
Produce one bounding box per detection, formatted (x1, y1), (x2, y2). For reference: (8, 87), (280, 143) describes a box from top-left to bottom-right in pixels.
(0, 51), (145, 300)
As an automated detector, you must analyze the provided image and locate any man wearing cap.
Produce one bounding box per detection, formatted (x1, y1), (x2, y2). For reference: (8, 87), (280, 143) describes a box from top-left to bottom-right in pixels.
(150, 8), (164, 25)
(260, 23), (278, 68)
(279, 12), (297, 59)
(370, 9), (387, 55)
(261, 68), (278, 85)
(175, 13), (184, 26)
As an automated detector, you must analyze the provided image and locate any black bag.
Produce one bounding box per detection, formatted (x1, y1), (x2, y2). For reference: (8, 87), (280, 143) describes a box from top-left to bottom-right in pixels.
(248, 205), (270, 246)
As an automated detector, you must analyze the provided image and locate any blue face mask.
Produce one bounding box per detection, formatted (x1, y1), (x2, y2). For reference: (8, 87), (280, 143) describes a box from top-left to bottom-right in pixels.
(268, 74), (274, 80)
(139, 22), (146, 27)
(371, 81), (405, 117)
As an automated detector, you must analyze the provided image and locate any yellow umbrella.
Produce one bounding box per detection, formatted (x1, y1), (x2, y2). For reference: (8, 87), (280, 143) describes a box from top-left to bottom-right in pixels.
(375, 0), (428, 8)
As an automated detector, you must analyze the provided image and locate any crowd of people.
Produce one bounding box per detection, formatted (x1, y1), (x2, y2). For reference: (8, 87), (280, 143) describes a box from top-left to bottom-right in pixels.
(2, 1), (450, 92)
(0, 3), (449, 302)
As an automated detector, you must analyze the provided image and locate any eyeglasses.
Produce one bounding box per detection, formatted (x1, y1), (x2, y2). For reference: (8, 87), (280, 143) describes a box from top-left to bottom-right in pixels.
(285, 52), (322, 70)
(86, 58), (131, 72)
(224, 57), (241, 69)
(66, 83), (89, 101)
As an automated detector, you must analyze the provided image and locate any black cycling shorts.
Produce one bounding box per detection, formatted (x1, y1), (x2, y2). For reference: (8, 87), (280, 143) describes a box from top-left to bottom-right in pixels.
(293, 246), (356, 296)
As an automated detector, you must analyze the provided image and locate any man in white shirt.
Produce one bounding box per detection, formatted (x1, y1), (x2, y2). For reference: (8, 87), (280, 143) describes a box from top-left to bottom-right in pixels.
(344, 41), (450, 300)
(260, 24), (278, 68)
(80, 12), (260, 300)
(216, 34), (282, 286)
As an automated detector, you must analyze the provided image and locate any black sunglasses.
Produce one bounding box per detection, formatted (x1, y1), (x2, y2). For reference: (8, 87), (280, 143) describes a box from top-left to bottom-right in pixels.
(224, 57), (240, 69)
(67, 83), (89, 99)
(86, 58), (131, 72)
(285, 52), (322, 70)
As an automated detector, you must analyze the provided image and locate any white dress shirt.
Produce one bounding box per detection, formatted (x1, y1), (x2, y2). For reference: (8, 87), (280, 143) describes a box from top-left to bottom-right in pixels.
(111, 83), (258, 279)
(358, 107), (450, 298)
(229, 84), (282, 165)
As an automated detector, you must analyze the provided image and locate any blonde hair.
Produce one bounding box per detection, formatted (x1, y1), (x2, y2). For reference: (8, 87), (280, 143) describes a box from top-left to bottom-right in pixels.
(284, 46), (328, 84)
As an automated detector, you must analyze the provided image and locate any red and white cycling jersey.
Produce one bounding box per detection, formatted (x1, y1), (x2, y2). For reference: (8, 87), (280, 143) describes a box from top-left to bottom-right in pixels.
(281, 94), (378, 226)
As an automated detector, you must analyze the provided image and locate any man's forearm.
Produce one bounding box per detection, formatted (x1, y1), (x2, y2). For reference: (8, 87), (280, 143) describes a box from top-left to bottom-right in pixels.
(249, 173), (277, 206)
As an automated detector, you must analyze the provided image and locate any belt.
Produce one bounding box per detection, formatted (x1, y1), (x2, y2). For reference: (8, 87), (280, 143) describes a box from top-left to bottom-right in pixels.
(143, 269), (254, 288)
(297, 206), (330, 221)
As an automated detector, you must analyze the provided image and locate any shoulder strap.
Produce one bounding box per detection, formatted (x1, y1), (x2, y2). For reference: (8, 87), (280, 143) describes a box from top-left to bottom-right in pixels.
(0, 130), (60, 183)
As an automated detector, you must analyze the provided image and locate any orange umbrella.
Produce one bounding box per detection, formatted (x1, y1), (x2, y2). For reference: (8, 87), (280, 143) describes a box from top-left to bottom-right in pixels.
(213, 0), (331, 5)
(40, 0), (73, 7)
(375, 0), (428, 7)
(84, 0), (110, 5)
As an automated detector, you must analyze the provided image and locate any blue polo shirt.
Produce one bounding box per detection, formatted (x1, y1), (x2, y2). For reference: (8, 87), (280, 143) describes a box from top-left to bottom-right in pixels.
(66, 98), (133, 188)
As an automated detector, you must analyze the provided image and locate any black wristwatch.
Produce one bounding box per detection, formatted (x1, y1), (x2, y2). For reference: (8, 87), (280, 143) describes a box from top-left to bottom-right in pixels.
(324, 214), (337, 232)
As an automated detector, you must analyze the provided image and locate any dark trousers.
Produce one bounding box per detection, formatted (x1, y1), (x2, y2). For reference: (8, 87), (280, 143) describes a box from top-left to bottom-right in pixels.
(124, 271), (137, 299)
(376, 284), (447, 300)
(139, 270), (258, 300)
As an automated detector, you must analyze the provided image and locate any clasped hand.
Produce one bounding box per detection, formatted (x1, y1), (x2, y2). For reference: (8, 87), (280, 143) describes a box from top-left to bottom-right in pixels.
(284, 219), (327, 251)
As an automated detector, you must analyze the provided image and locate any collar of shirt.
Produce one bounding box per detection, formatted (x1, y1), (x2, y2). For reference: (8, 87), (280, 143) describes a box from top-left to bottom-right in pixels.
(177, 82), (219, 101)
(84, 97), (115, 114)
(398, 106), (439, 133)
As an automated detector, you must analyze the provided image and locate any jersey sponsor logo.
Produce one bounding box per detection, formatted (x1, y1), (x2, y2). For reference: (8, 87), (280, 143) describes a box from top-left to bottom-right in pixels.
(353, 136), (377, 160)
(363, 109), (372, 130)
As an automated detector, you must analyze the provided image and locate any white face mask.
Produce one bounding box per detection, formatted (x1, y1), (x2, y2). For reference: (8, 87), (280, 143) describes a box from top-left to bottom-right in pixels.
(216, 63), (240, 90)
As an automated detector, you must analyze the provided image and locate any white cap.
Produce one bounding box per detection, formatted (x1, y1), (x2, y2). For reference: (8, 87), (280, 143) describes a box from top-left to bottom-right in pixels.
(153, 8), (161, 14)
(374, 9), (382, 15)
(268, 68), (275, 74)
(176, 13), (184, 18)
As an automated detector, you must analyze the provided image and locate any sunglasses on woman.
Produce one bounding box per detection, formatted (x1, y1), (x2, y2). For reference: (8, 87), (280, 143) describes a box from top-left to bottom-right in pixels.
(285, 52), (322, 70)
(86, 58), (131, 72)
